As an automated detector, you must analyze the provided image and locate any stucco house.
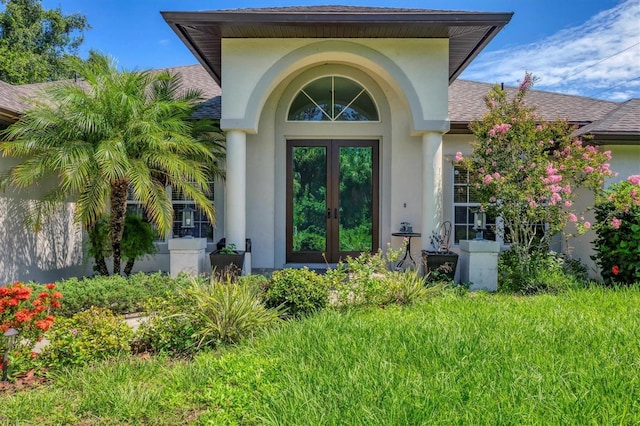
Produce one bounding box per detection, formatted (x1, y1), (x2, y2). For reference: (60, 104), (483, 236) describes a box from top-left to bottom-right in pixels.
(1, 6), (639, 284)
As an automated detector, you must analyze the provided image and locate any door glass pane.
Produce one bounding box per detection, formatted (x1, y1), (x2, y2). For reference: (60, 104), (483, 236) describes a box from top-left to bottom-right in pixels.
(292, 146), (327, 252)
(338, 146), (373, 251)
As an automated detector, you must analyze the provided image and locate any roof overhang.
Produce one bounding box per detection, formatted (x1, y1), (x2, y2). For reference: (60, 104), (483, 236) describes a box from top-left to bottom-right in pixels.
(161, 7), (513, 86)
(586, 132), (640, 145)
(0, 107), (20, 125)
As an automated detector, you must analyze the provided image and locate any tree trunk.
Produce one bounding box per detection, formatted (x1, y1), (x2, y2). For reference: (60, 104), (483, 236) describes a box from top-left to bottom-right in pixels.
(94, 256), (110, 276)
(124, 258), (135, 277)
(110, 179), (129, 276)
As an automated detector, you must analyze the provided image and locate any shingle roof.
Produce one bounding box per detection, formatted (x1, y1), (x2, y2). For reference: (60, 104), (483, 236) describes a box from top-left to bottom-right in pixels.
(0, 80), (29, 123)
(449, 79), (619, 125)
(573, 99), (640, 137)
(1, 63), (636, 142)
(0, 64), (222, 121)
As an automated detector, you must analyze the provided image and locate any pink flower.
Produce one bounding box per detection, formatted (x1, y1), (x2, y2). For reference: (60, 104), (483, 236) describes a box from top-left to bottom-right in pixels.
(455, 152), (463, 163)
(583, 221), (591, 229)
(628, 175), (640, 185)
(611, 218), (622, 229)
(604, 150), (612, 160)
(493, 172), (501, 179)
(584, 166), (595, 173)
(485, 148), (492, 154)
(564, 200), (572, 208)
(568, 213), (578, 223)
(484, 174), (493, 184)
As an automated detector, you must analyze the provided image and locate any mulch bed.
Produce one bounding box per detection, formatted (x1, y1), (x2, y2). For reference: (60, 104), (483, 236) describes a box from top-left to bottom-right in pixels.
(0, 370), (51, 395)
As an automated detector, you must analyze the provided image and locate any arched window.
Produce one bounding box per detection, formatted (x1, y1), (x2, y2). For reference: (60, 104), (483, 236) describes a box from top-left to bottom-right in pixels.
(288, 76), (379, 121)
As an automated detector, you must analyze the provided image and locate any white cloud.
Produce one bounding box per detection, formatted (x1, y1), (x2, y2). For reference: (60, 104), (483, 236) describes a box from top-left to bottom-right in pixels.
(462, 0), (640, 101)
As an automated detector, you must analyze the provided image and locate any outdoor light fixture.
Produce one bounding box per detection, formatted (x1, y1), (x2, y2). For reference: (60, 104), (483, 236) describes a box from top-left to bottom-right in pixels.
(473, 209), (487, 240)
(181, 205), (195, 238)
(2, 328), (19, 382)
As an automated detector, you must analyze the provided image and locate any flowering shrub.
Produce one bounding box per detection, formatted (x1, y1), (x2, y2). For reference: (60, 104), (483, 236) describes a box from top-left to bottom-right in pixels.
(456, 73), (613, 281)
(592, 175), (640, 284)
(0, 281), (61, 378)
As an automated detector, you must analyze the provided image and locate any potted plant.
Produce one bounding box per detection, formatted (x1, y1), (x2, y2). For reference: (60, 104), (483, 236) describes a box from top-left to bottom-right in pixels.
(209, 243), (245, 279)
(421, 221), (459, 280)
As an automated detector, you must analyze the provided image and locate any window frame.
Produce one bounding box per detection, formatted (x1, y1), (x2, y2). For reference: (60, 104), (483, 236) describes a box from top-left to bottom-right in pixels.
(126, 181), (216, 242)
(286, 75), (380, 123)
(452, 166), (501, 245)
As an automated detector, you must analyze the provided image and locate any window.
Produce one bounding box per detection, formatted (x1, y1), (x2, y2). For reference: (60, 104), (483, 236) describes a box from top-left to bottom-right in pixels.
(288, 76), (379, 121)
(171, 182), (215, 241)
(127, 181), (215, 241)
(453, 167), (497, 244)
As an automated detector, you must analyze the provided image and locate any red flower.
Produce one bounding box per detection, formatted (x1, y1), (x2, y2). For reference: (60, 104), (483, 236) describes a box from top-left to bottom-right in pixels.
(52, 292), (63, 300)
(45, 283), (56, 290)
(612, 265), (620, 275)
(14, 308), (33, 323)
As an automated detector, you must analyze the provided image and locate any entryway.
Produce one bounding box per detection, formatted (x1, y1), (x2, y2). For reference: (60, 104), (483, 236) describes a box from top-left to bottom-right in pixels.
(286, 139), (379, 263)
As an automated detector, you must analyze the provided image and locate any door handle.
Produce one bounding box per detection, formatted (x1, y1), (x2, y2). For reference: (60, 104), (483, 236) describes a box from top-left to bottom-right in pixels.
(334, 208), (338, 219)
(327, 208), (331, 219)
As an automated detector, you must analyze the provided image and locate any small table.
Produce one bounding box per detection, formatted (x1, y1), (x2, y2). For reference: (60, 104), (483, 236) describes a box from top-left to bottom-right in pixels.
(391, 232), (421, 270)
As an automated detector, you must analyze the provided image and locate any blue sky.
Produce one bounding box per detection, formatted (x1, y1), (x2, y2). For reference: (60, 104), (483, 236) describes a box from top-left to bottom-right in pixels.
(33, 0), (640, 101)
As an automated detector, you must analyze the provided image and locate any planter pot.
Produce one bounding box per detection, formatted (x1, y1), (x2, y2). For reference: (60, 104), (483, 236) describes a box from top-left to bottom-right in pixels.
(209, 250), (245, 277)
(421, 250), (459, 280)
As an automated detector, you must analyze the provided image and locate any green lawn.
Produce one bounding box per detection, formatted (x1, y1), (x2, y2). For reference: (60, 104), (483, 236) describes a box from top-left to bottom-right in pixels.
(2, 286), (639, 425)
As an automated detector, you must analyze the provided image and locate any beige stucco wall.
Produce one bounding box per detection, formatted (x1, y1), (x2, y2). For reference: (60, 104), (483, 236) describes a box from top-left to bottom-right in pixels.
(0, 158), (88, 284)
(218, 38), (450, 270)
(220, 38), (449, 133)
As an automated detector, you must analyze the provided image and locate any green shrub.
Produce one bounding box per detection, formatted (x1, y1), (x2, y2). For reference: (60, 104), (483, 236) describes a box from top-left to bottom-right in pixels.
(499, 249), (587, 294)
(39, 307), (134, 369)
(328, 251), (390, 308)
(264, 268), (329, 317)
(132, 292), (202, 356)
(40, 272), (186, 317)
(238, 274), (270, 296)
(187, 277), (283, 348)
(382, 271), (429, 306)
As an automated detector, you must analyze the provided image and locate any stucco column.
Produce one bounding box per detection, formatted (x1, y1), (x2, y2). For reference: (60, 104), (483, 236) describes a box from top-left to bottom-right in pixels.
(421, 131), (443, 251)
(225, 129), (246, 252)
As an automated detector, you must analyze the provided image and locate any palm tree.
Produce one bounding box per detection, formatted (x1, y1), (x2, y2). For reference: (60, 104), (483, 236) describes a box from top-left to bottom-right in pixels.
(0, 54), (222, 275)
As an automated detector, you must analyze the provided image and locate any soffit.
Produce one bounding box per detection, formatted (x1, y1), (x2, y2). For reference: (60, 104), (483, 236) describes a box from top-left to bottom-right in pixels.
(161, 6), (513, 86)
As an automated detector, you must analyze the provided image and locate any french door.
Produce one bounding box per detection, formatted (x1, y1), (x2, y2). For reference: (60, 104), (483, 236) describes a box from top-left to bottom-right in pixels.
(286, 139), (379, 263)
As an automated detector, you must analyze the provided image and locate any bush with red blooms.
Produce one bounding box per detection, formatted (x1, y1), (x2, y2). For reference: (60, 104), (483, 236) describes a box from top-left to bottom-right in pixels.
(0, 282), (62, 380)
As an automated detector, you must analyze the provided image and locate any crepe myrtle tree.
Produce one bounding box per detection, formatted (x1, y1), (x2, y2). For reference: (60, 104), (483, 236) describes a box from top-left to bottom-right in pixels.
(0, 53), (222, 275)
(456, 73), (614, 277)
